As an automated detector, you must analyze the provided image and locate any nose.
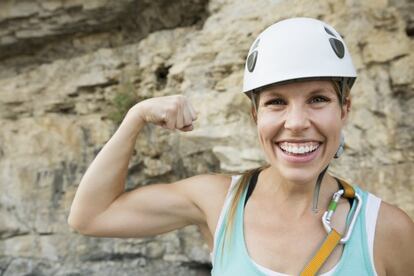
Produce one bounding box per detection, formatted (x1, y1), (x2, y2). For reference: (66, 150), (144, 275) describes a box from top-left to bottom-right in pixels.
(284, 104), (311, 132)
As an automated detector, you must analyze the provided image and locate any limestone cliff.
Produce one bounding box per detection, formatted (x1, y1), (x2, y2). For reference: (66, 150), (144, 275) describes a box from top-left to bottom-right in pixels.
(0, 0), (413, 275)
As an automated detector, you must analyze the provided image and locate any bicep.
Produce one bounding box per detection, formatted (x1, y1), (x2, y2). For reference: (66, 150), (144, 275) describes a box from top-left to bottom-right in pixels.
(78, 177), (205, 238)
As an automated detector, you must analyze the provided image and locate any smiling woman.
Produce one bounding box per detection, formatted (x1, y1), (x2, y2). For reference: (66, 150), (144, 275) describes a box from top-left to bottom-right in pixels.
(68, 17), (414, 276)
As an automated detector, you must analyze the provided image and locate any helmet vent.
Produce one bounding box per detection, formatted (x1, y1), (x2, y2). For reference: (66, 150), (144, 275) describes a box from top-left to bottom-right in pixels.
(324, 26), (337, 37)
(252, 38), (260, 51)
(247, 50), (258, 72)
(329, 38), (345, 58)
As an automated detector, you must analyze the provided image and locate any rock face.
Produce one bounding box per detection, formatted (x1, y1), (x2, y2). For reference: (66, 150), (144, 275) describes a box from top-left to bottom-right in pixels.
(0, 0), (413, 275)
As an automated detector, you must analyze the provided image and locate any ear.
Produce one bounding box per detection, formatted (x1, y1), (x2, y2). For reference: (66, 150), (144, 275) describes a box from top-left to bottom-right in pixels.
(341, 96), (351, 123)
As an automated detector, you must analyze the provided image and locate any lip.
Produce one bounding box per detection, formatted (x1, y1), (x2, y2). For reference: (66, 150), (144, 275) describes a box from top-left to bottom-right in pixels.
(275, 141), (322, 163)
(275, 139), (322, 143)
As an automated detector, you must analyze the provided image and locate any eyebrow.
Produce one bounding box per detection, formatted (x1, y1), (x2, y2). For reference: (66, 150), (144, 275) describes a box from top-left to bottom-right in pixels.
(308, 88), (337, 96)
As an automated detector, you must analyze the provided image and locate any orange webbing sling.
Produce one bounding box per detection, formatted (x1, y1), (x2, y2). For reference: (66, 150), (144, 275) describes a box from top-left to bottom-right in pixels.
(300, 179), (357, 276)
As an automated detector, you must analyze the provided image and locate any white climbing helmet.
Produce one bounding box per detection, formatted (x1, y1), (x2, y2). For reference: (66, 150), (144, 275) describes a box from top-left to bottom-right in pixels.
(243, 17), (357, 94)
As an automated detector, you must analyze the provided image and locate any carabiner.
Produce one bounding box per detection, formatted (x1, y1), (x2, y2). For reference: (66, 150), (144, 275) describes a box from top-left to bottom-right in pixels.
(322, 190), (363, 244)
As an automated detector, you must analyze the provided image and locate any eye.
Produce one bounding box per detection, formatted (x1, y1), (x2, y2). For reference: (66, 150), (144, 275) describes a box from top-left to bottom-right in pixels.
(309, 96), (330, 104)
(265, 98), (286, 105)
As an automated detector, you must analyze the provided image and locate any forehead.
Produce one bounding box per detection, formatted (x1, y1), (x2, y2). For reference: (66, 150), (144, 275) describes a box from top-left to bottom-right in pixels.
(259, 80), (336, 98)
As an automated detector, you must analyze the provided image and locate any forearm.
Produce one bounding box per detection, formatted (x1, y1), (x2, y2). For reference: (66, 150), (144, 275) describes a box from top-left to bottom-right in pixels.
(68, 105), (145, 229)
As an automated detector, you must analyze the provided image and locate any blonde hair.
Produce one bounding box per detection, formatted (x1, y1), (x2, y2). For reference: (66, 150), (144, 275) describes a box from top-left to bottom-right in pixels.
(219, 165), (269, 262)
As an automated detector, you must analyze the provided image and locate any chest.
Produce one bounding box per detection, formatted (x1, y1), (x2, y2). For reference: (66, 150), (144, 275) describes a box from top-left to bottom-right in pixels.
(242, 200), (350, 275)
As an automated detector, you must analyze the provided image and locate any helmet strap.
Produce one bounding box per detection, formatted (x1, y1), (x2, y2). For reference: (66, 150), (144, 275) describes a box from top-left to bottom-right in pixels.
(334, 133), (345, 158)
(339, 78), (347, 106)
(249, 92), (259, 112)
(312, 165), (329, 213)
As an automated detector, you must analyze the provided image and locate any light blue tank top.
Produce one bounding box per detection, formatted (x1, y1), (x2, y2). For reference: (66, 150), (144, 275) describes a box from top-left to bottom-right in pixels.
(211, 175), (381, 275)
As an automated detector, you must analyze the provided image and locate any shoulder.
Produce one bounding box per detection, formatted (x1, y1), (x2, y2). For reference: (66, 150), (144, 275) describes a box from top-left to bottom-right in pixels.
(179, 173), (234, 194)
(376, 201), (414, 241)
(375, 201), (414, 275)
(178, 174), (239, 231)
(176, 173), (235, 210)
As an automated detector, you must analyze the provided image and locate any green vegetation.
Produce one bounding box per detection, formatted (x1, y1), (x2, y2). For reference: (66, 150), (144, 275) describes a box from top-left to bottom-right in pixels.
(108, 80), (138, 125)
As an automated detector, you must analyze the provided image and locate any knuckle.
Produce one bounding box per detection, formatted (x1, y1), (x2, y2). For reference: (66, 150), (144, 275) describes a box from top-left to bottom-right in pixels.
(175, 95), (185, 104)
(170, 100), (180, 110)
(166, 106), (176, 115)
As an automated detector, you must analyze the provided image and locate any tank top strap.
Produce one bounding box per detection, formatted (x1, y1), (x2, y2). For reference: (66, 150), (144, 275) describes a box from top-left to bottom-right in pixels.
(365, 192), (381, 275)
(210, 175), (242, 264)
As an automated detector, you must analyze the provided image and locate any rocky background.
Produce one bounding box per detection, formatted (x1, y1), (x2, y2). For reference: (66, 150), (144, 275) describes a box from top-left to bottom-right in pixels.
(0, 0), (413, 275)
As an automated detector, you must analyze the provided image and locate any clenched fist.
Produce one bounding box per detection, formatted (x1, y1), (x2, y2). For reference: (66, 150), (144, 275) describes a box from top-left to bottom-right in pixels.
(133, 95), (197, 132)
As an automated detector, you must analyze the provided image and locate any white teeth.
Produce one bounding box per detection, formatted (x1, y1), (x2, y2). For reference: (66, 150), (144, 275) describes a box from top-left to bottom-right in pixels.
(278, 142), (320, 155)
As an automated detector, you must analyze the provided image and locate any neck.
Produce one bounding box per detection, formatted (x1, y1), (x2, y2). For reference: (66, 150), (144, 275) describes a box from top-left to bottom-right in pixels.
(257, 167), (339, 218)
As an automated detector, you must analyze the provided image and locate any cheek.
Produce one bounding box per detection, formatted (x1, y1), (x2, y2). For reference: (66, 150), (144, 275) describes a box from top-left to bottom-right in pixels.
(256, 112), (284, 139)
(315, 112), (341, 129)
(311, 109), (343, 145)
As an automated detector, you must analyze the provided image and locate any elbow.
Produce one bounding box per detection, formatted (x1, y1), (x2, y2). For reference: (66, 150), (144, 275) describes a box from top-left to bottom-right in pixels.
(67, 213), (102, 237)
(67, 215), (81, 233)
(67, 214), (90, 235)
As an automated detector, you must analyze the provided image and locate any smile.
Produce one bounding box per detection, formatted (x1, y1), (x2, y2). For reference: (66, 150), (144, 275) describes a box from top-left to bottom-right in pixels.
(277, 141), (321, 155)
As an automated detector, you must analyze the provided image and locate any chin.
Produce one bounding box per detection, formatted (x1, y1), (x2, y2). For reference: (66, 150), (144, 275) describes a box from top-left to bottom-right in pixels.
(274, 166), (321, 184)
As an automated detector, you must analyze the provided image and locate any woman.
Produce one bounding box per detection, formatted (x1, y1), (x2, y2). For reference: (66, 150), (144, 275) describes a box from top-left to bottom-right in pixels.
(68, 18), (414, 275)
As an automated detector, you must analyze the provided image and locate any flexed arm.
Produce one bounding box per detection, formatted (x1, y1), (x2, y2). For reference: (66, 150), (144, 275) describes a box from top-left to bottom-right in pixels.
(67, 95), (199, 237)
